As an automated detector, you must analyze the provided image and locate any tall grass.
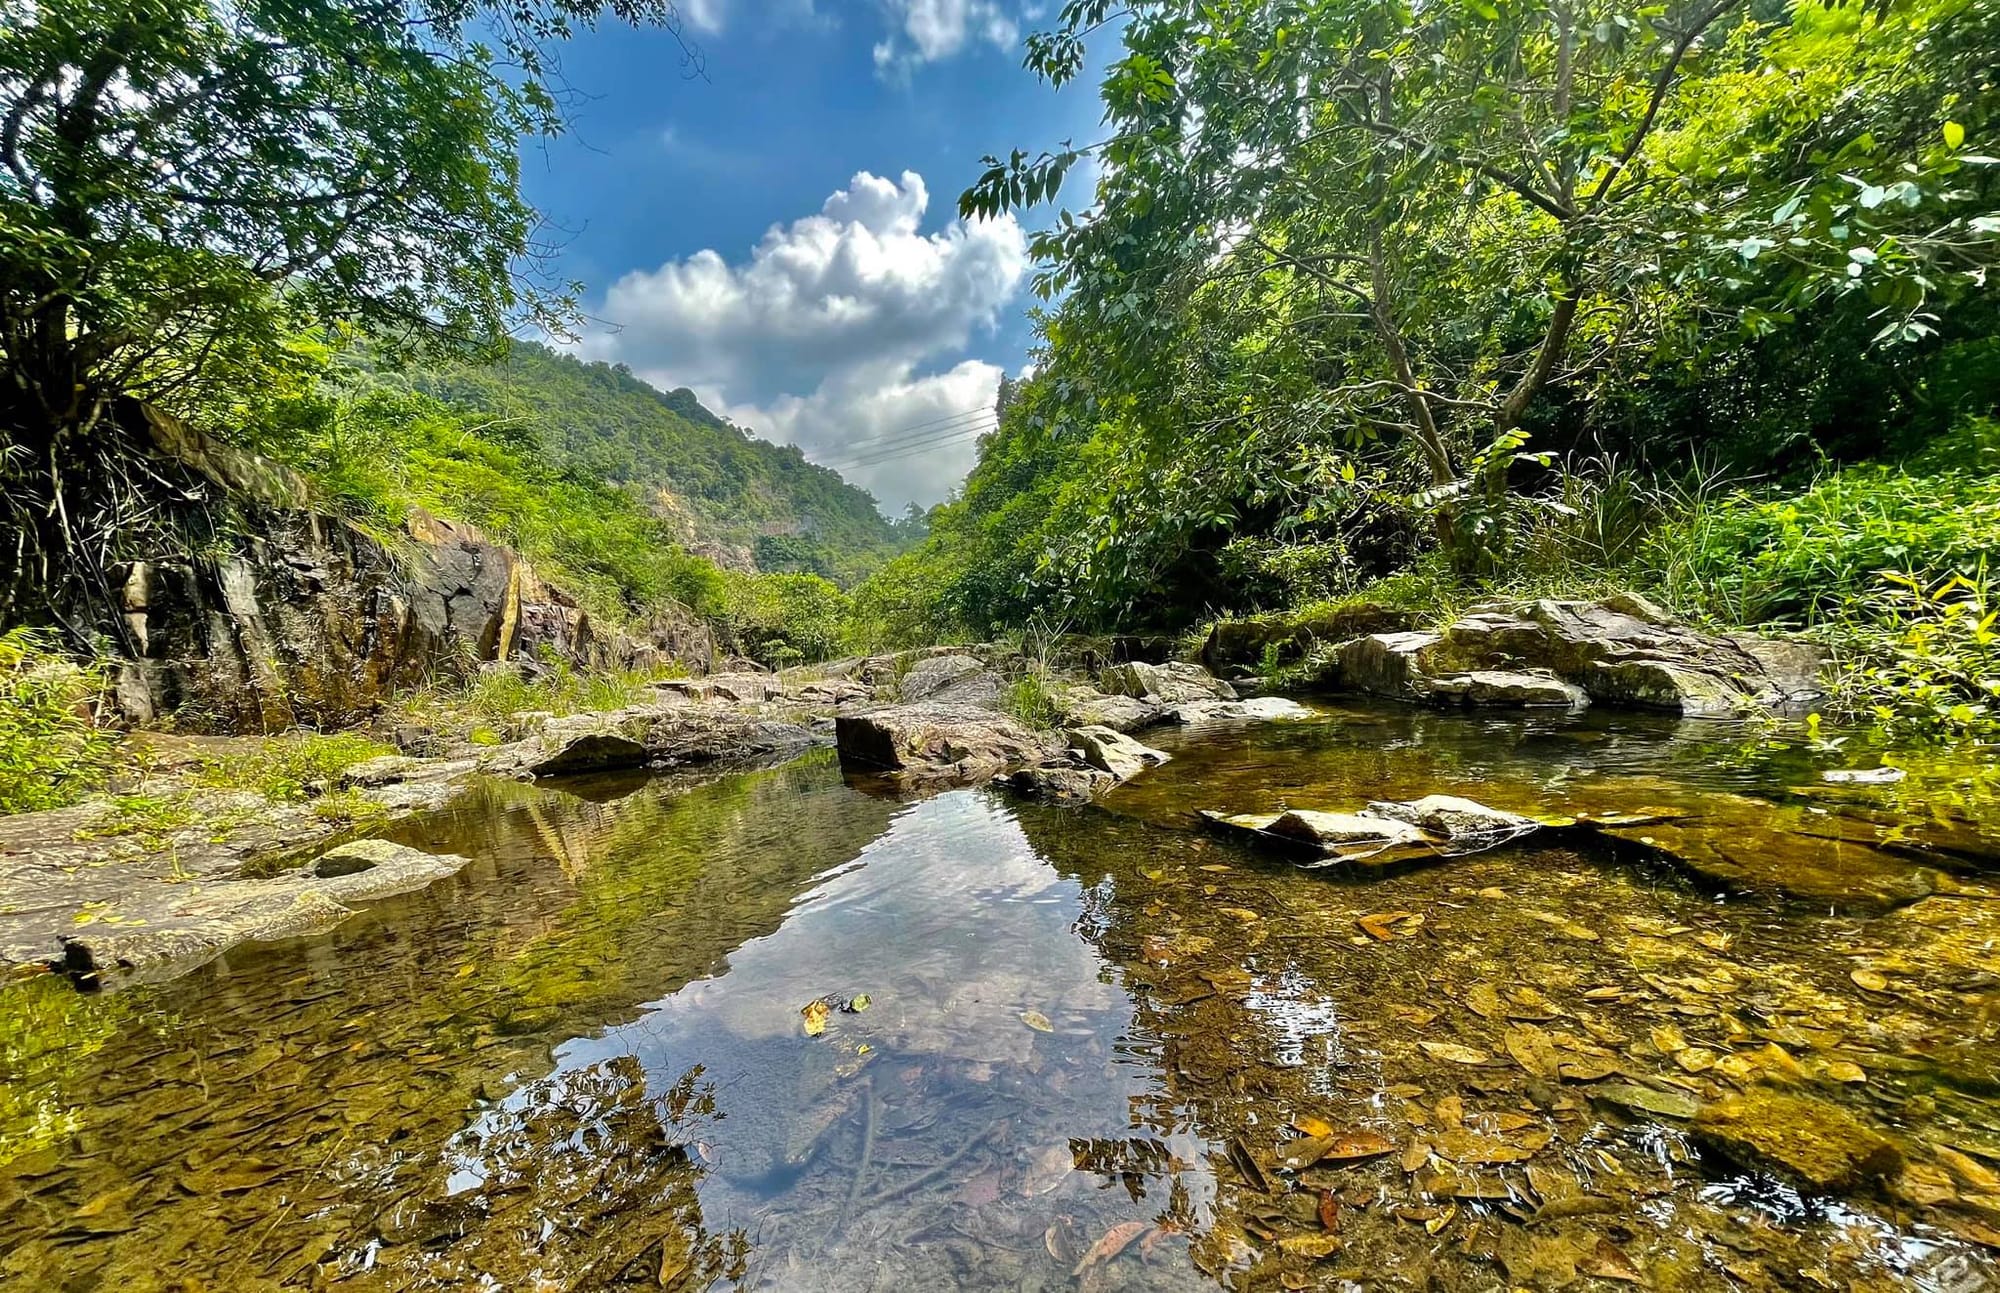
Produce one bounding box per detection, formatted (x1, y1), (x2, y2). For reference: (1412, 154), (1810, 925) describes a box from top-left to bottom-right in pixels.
(0, 629), (114, 815)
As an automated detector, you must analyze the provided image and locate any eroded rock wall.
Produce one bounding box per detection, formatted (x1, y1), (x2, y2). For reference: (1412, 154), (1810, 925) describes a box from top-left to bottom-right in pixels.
(109, 405), (713, 730)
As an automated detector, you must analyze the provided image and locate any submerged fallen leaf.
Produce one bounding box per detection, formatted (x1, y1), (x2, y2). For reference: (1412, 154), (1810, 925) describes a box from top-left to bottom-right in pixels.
(1358, 911), (1422, 941)
(1675, 1047), (1718, 1073)
(1277, 1131), (1394, 1170)
(1073, 1221), (1149, 1276)
(801, 998), (832, 1038)
(1317, 1188), (1341, 1232)
(1227, 1138), (1276, 1195)
(1505, 1025), (1563, 1081)
(1293, 1114), (1336, 1138)
(1420, 1041), (1492, 1066)
(1580, 1238), (1644, 1283)
(1020, 1010), (1054, 1033)
(1277, 1232), (1342, 1260)
(1850, 968), (1890, 992)
(1465, 983), (1503, 1019)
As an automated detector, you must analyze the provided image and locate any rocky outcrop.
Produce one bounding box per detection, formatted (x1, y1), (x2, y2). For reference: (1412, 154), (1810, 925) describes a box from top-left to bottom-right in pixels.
(1322, 595), (1824, 717)
(107, 406), (716, 730)
(1100, 660), (1237, 705)
(835, 705), (1053, 786)
(485, 704), (822, 780)
(1200, 603), (1422, 675)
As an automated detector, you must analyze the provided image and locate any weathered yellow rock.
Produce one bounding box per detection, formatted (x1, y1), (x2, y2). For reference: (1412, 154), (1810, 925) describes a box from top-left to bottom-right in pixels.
(1692, 1086), (1903, 1194)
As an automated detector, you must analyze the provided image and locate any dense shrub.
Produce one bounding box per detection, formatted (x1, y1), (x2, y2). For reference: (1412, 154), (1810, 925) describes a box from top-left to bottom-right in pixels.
(0, 629), (114, 814)
(1642, 420), (2000, 625)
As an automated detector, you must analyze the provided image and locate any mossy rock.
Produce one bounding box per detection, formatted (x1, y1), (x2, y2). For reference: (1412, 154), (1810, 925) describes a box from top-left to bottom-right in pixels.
(1692, 1086), (1904, 1194)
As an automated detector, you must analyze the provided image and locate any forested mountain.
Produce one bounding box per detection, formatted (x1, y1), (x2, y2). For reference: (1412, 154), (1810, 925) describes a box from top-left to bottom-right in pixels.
(404, 342), (905, 582)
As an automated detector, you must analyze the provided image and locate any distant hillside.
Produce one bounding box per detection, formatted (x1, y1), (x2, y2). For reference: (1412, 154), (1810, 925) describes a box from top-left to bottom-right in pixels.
(404, 342), (905, 583)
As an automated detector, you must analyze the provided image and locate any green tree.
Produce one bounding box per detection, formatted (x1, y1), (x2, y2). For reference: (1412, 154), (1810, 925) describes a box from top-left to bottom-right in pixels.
(966, 0), (1998, 569)
(0, 0), (692, 637)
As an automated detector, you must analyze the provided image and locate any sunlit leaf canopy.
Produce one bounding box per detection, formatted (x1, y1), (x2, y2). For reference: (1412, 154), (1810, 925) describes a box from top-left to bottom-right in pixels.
(0, 0), (691, 414)
(900, 0), (1999, 629)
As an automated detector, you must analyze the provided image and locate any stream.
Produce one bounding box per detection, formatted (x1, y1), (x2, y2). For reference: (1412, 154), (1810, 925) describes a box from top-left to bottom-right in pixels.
(3, 703), (1998, 1291)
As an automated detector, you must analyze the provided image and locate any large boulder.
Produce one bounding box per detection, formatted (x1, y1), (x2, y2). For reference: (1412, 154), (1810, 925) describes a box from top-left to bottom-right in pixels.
(1332, 632), (1443, 700)
(835, 705), (1050, 784)
(1099, 660), (1236, 705)
(1200, 603), (1421, 674)
(894, 653), (988, 700)
(1055, 684), (1164, 733)
(1425, 669), (1587, 709)
(1317, 596), (1824, 717)
(1429, 597), (1825, 716)
(1066, 725), (1169, 781)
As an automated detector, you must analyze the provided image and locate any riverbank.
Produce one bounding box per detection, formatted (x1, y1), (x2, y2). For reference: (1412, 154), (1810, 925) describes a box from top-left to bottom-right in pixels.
(5, 676), (1998, 1289)
(0, 592), (1924, 992)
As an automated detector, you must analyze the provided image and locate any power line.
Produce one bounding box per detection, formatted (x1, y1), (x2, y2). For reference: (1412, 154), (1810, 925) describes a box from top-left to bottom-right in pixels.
(861, 403), (994, 439)
(820, 411), (996, 466)
(831, 406), (994, 457)
(825, 422), (995, 471)
(827, 424), (994, 470)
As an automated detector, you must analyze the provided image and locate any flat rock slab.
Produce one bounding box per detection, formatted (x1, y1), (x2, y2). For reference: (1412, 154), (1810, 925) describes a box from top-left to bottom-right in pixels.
(60, 841), (471, 989)
(1165, 697), (1314, 724)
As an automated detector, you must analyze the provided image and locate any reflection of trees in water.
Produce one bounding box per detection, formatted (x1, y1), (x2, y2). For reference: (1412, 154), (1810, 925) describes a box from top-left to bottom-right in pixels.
(0, 756), (894, 1290)
(363, 1056), (748, 1290)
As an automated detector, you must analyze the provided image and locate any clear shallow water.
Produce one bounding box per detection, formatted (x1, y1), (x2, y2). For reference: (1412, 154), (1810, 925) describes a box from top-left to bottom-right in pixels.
(3, 713), (1998, 1292)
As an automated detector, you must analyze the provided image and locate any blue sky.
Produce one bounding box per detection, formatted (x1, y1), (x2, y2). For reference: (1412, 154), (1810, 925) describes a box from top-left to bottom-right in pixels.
(521, 0), (1107, 510)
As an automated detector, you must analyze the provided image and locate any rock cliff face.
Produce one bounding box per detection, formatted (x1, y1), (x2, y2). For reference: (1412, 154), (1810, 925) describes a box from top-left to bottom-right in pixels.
(110, 405), (713, 730)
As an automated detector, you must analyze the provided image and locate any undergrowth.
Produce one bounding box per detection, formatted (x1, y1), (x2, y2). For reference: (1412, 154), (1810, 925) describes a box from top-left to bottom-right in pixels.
(0, 628), (114, 815)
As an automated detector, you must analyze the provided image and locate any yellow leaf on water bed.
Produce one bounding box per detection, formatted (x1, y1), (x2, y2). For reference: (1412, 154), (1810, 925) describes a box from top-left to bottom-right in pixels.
(800, 999), (831, 1037)
(1359, 911), (1423, 940)
(1420, 1042), (1493, 1065)
(1505, 1025), (1563, 1081)
(1020, 1010), (1054, 1032)
(1465, 983), (1504, 1019)
(1073, 1221), (1149, 1276)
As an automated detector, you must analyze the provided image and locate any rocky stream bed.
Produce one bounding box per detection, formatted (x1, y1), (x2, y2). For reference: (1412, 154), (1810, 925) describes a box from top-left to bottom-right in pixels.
(2, 598), (1997, 1291)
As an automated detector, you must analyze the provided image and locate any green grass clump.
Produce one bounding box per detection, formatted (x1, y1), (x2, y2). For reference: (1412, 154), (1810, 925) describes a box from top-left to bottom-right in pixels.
(191, 733), (393, 802)
(0, 629), (115, 816)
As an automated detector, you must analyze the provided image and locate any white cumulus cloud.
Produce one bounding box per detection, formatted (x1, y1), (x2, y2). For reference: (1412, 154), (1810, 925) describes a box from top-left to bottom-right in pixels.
(873, 0), (1019, 76)
(581, 170), (1028, 508)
